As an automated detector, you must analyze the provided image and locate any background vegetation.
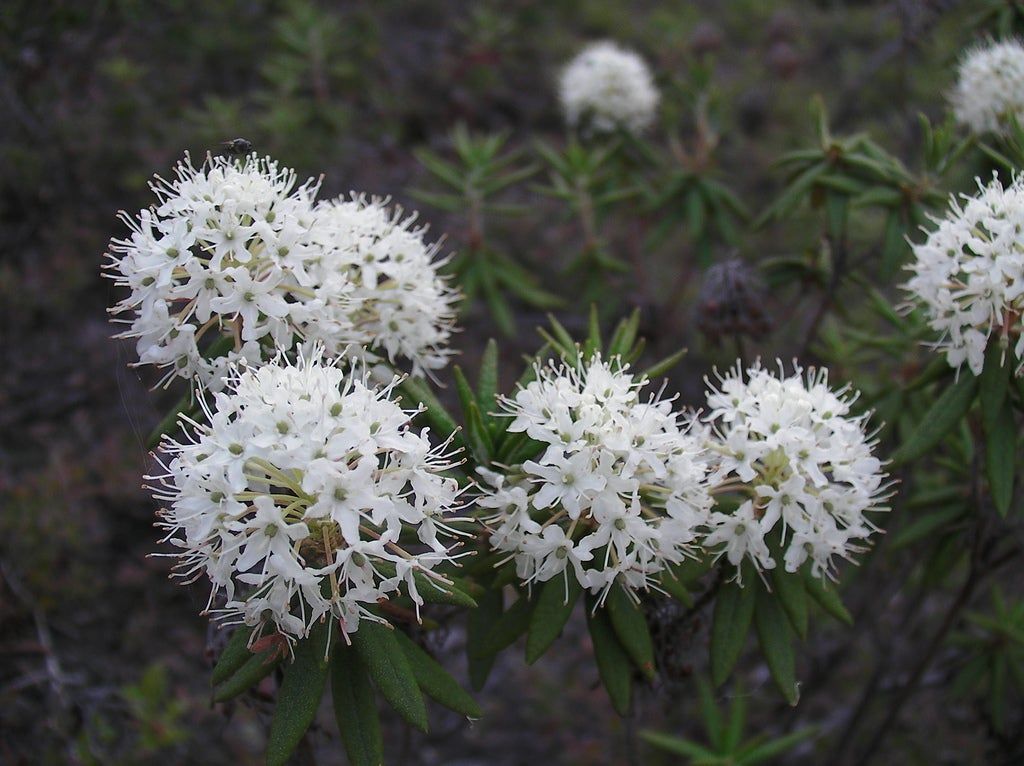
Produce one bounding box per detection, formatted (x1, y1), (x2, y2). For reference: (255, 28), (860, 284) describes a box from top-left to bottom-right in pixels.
(1, 1), (1021, 764)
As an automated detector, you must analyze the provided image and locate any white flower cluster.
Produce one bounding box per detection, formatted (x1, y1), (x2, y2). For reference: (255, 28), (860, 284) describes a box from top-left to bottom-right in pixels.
(307, 195), (457, 375)
(703, 362), (888, 582)
(559, 41), (660, 136)
(905, 175), (1024, 376)
(479, 356), (714, 600)
(106, 153), (456, 389)
(951, 39), (1024, 135)
(148, 347), (463, 641)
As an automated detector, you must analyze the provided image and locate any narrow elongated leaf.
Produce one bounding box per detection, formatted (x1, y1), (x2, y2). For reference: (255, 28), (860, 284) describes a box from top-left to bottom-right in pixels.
(267, 622), (333, 766)
(980, 342), (1011, 430)
(710, 580), (756, 686)
(453, 365), (479, 418)
(586, 600), (632, 715)
(477, 339), (500, 419)
(467, 588), (504, 690)
(352, 621), (429, 732)
(212, 645), (281, 702)
(754, 589), (799, 705)
(526, 575), (582, 664)
(414, 573), (479, 608)
(737, 726), (817, 764)
(802, 570), (852, 626)
(639, 731), (717, 760)
(474, 595), (535, 657)
(986, 400), (1016, 516)
(770, 568), (809, 639)
(394, 631), (481, 718)
(605, 586), (656, 679)
(642, 348), (687, 380)
(210, 625), (255, 687)
(892, 374), (977, 465)
(583, 303), (602, 359)
(464, 399), (494, 464)
(398, 378), (459, 441)
(332, 641), (383, 766)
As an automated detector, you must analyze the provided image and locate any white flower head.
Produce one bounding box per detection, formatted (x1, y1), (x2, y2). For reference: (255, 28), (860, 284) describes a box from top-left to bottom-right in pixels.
(147, 345), (464, 642)
(480, 355), (715, 602)
(703, 361), (888, 583)
(559, 41), (660, 136)
(106, 155), (457, 390)
(951, 39), (1024, 135)
(905, 174), (1024, 376)
(306, 195), (458, 376)
(105, 152), (327, 389)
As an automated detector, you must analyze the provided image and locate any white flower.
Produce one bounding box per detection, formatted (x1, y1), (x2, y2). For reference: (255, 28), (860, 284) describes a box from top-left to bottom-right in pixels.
(703, 361), (888, 583)
(951, 40), (1024, 135)
(147, 346), (464, 642)
(905, 174), (1024, 376)
(480, 356), (715, 601)
(306, 195), (458, 376)
(559, 41), (660, 136)
(106, 155), (457, 389)
(105, 152), (327, 389)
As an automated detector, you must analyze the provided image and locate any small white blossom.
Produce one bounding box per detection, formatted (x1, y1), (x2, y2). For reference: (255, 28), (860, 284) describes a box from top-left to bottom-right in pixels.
(105, 154), (456, 389)
(703, 361), (888, 583)
(952, 40), (1024, 135)
(905, 175), (1024, 376)
(480, 356), (715, 601)
(559, 41), (660, 136)
(147, 346), (464, 642)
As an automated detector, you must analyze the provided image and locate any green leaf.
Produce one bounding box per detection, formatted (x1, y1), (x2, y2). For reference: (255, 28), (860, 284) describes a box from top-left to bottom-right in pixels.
(980, 342), (1011, 431)
(639, 731), (718, 760)
(605, 586), (656, 679)
(770, 568), (809, 640)
(398, 378), (459, 442)
(754, 588), (799, 705)
(892, 374), (978, 465)
(352, 621), (429, 732)
(710, 579), (756, 686)
(986, 400), (1017, 517)
(267, 622), (333, 766)
(525, 575), (583, 664)
(474, 594), (535, 657)
(332, 641), (383, 766)
(393, 631), (481, 718)
(802, 570), (852, 626)
(583, 304), (602, 360)
(695, 675), (724, 748)
(467, 588), (504, 691)
(210, 625), (255, 687)
(477, 339), (500, 419)
(722, 679), (747, 752)
(738, 727), (817, 764)
(414, 573), (479, 609)
(212, 643), (282, 702)
(642, 348), (688, 380)
(586, 599), (633, 715)
(464, 400), (495, 464)
(453, 365), (479, 419)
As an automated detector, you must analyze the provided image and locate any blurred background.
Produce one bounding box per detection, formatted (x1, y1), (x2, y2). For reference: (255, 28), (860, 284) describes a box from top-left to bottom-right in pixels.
(1, 1), (1016, 764)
